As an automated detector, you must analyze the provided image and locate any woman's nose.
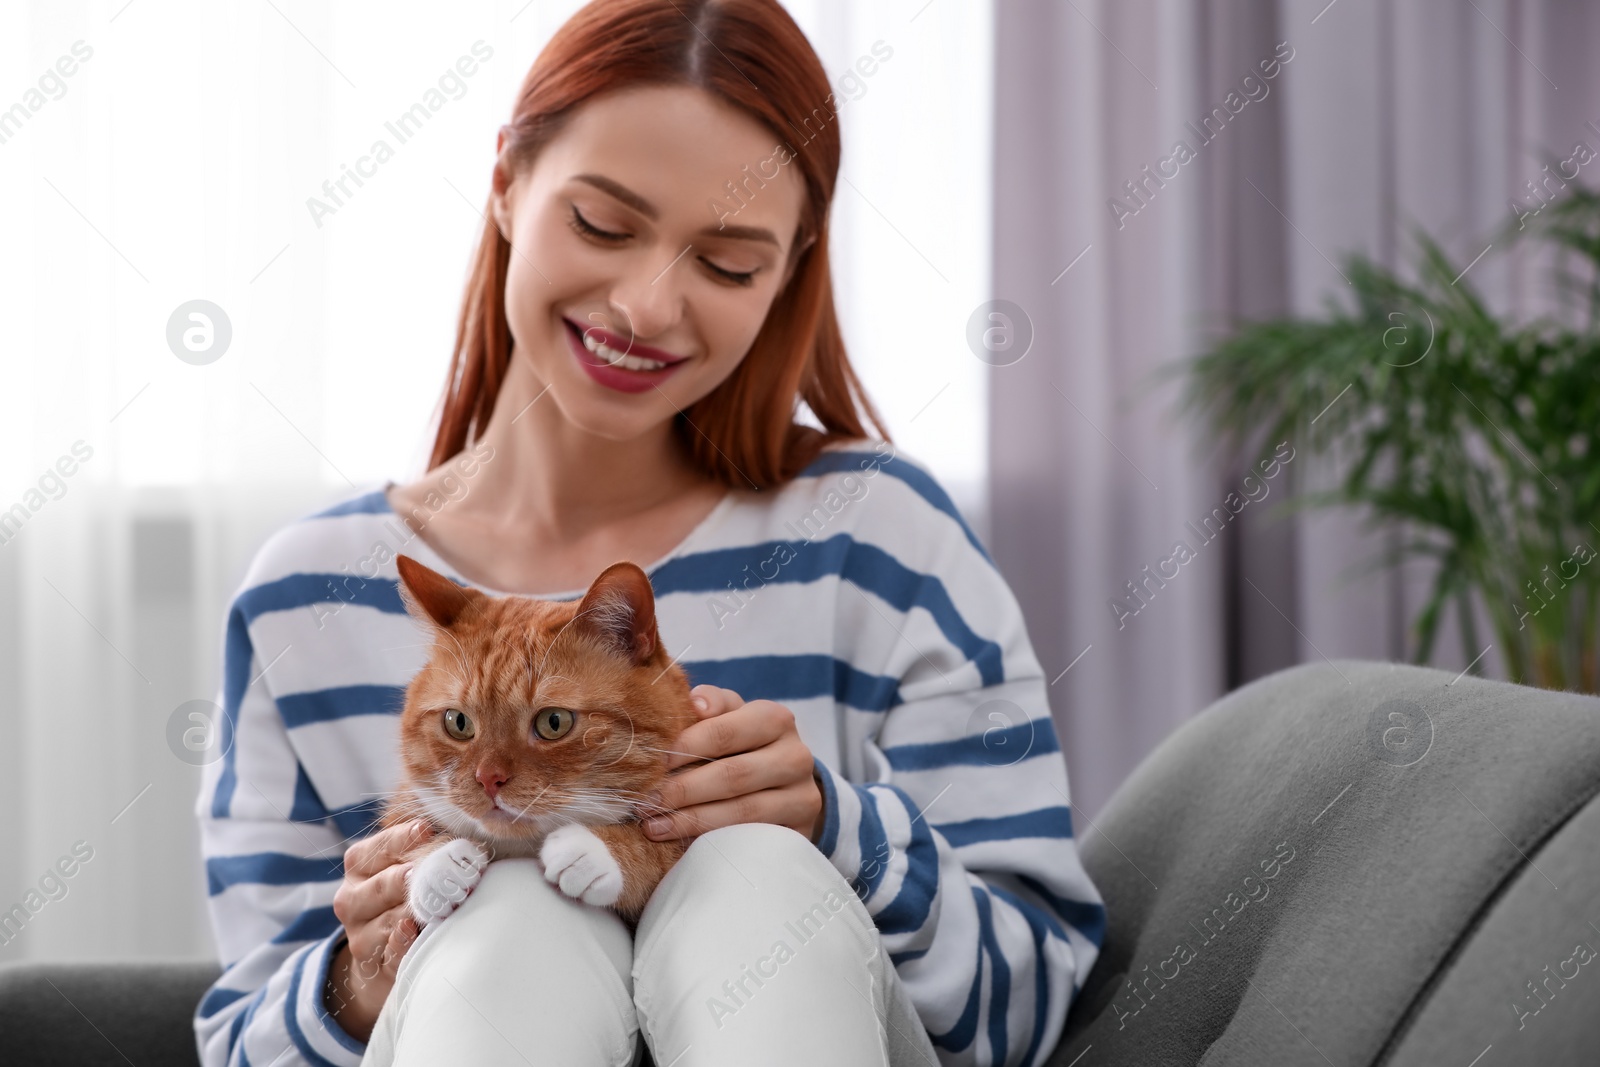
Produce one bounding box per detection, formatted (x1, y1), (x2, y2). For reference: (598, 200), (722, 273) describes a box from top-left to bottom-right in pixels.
(608, 250), (690, 341)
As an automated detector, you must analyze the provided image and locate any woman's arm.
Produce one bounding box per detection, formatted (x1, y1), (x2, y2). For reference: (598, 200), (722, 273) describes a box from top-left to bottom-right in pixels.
(192, 597), (369, 1067)
(810, 464), (1107, 1067)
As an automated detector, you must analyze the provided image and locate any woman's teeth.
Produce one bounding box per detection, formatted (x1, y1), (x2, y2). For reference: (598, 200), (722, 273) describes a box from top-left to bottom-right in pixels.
(582, 330), (669, 371)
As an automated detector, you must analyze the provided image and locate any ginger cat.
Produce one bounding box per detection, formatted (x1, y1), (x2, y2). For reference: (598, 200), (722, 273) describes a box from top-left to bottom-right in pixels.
(378, 553), (698, 928)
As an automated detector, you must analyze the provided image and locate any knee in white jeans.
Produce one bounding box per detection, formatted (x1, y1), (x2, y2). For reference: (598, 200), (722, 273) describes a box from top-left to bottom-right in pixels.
(632, 823), (878, 996)
(378, 857), (640, 1067)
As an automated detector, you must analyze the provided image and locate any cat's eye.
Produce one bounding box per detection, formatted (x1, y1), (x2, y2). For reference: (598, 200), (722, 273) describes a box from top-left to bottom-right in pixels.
(532, 706), (575, 740)
(442, 709), (475, 741)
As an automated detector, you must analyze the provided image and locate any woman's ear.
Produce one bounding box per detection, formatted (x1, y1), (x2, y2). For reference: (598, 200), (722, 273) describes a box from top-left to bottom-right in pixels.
(780, 234), (816, 289)
(489, 132), (515, 241)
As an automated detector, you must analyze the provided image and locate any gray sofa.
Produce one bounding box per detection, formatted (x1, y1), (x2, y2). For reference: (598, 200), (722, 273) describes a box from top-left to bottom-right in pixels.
(3, 660), (1597, 1065)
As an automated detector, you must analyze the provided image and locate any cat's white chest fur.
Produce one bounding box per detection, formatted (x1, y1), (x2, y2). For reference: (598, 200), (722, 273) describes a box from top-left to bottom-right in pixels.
(538, 823), (623, 906)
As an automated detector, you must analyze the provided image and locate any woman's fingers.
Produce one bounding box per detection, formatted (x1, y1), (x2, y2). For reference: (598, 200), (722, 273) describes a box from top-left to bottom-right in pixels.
(346, 820), (432, 878)
(657, 735), (812, 815)
(337, 856), (414, 928)
(664, 698), (791, 770)
(642, 779), (819, 840)
(380, 905), (420, 974)
(687, 684), (742, 720)
(664, 752), (780, 811)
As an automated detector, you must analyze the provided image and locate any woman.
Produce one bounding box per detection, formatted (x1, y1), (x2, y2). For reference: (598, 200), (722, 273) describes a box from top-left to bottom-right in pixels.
(192, 1), (1104, 1065)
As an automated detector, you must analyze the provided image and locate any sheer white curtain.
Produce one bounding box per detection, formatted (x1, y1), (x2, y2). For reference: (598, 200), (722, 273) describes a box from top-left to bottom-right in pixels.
(0, 0), (992, 963)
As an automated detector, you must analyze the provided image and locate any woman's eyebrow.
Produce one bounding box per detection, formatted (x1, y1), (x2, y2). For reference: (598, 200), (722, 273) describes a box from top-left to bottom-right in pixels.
(572, 172), (783, 248)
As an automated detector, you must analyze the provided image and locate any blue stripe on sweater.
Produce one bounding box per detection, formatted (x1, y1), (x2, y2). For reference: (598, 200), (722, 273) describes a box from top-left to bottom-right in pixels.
(230, 984), (269, 1067)
(211, 606), (251, 818)
(312, 934), (367, 1055)
(264, 654), (898, 736)
(207, 852), (344, 896)
(269, 905), (341, 946)
(855, 786), (892, 903)
(989, 881), (1070, 945)
(237, 572), (404, 623)
(1017, 872), (1108, 950)
(229, 541), (1001, 690)
(328, 798), (387, 843)
(277, 684), (406, 728)
(289, 764), (325, 823)
(682, 654), (901, 712)
(929, 938), (984, 1053)
(990, 884), (1051, 1066)
(864, 783), (940, 937)
(839, 540), (1003, 687)
(933, 805), (1077, 849)
(797, 448), (995, 567)
(656, 535), (1004, 688)
(307, 489), (389, 518)
(284, 945), (343, 1067)
(198, 984), (249, 1020)
(881, 718), (1060, 771)
(973, 884), (1011, 1065)
(287, 764), (385, 843)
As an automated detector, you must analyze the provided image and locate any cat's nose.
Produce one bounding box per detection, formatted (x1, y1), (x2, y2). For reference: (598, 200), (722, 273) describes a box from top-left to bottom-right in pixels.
(476, 764), (509, 799)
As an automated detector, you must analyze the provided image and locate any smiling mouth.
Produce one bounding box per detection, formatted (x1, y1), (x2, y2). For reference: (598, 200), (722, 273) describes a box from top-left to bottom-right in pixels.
(563, 318), (687, 371)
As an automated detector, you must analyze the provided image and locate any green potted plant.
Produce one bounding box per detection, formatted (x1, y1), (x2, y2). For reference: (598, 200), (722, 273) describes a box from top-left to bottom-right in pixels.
(1165, 183), (1600, 692)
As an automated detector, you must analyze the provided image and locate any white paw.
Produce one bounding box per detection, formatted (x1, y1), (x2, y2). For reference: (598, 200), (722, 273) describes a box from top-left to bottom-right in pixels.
(407, 838), (490, 926)
(539, 824), (623, 907)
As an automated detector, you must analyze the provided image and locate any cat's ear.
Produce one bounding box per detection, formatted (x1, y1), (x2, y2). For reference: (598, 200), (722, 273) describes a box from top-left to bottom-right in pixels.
(395, 554), (483, 630)
(573, 561), (659, 666)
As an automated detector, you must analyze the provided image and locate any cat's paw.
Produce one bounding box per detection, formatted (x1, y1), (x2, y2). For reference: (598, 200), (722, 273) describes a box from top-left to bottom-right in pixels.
(539, 824), (623, 907)
(407, 837), (490, 926)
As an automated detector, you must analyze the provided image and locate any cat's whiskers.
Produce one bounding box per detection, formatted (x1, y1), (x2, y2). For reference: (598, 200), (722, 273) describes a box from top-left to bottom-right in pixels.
(548, 789), (640, 824)
(506, 782), (553, 823)
(642, 745), (727, 764)
(413, 787), (484, 839)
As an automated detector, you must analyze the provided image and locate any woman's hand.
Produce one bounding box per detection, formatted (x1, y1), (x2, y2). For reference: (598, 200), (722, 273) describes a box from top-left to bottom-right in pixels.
(638, 684), (824, 843)
(324, 819), (436, 1043)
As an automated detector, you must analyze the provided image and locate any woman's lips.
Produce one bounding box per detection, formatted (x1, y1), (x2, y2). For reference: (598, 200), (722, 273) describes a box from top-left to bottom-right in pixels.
(571, 320), (688, 365)
(564, 318), (689, 395)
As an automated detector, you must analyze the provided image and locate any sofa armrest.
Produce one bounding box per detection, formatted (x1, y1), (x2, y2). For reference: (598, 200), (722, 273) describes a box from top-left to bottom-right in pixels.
(1052, 659), (1600, 1066)
(0, 960), (221, 1066)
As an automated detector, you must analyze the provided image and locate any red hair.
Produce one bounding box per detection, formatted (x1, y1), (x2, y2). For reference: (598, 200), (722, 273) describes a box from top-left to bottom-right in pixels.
(425, 0), (890, 489)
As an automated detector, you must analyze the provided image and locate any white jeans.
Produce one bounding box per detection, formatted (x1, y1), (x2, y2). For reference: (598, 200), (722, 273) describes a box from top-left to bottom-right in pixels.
(360, 822), (940, 1067)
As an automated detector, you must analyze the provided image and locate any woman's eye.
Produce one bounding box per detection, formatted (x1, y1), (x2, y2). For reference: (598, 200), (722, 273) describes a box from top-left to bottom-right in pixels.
(442, 709), (475, 740)
(568, 204), (758, 286)
(568, 204), (628, 243)
(533, 706), (575, 740)
(702, 260), (758, 287)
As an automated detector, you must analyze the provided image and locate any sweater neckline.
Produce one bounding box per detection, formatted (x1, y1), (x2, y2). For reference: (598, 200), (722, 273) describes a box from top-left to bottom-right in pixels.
(379, 480), (738, 601)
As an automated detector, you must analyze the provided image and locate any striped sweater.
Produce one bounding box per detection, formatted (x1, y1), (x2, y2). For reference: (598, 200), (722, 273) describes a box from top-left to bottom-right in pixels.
(192, 438), (1105, 1067)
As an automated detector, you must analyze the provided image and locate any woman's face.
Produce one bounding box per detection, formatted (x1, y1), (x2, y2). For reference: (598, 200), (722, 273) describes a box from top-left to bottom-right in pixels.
(490, 84), (809, 442)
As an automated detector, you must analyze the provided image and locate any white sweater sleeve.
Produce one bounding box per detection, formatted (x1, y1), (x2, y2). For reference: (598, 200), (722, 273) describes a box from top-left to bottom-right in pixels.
(810, 481), (1106, 1066)
(192, 591), (368, 1067)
